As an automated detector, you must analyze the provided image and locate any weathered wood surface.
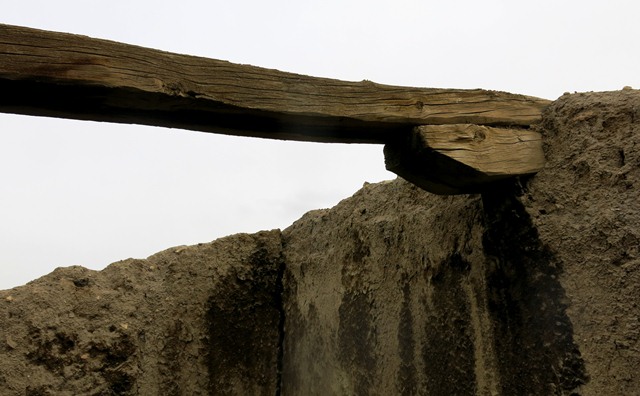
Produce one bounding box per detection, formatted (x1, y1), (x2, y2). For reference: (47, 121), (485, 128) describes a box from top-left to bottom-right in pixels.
(415, 124), (544, 176)
(0, 24), (550, 194)
(0, 24), (550, 144)
(384, 125), (544, 194)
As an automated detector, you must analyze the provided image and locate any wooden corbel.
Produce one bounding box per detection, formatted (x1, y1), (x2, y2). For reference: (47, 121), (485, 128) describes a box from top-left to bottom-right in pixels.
(384, 124), (545, 194)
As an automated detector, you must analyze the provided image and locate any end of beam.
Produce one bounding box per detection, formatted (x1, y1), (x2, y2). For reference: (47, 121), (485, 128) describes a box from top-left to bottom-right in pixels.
(384, 124), (545, 195)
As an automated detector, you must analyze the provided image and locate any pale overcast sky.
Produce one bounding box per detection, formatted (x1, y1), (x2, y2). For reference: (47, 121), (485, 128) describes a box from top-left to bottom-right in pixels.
(2, 1), (639, 289)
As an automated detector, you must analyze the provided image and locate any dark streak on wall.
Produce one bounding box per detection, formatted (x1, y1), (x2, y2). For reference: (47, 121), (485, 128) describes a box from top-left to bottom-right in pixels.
(397, 273), (417, 396)
(205, 241), (283, 395)
(482, 182), (588, 395)
(422, 254), (476, 396)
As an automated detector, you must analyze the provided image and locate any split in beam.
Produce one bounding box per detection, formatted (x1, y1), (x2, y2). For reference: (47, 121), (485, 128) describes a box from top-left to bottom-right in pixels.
(0, 24), (550, 194)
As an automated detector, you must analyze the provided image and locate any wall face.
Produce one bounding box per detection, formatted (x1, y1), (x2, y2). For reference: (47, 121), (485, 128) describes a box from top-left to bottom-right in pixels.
(281, 181), (589, 395)
(0, 231), (284, 395)
(525, 90), (640, 395)
(281, 182), (489, 395)
(281, 90), (640, 395)
(0, 90), (638, 395)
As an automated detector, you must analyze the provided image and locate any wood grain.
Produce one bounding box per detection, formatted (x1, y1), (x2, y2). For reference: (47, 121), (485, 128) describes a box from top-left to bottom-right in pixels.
(384, 125), (544, 194)
(0, 24), (550, 143)
(416, 124), (545, 176)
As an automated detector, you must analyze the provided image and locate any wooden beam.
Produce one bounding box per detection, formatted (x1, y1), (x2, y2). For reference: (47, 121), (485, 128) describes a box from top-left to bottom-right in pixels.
(0, 24), (550, 143)
(0, 24), (551, 194)
(384, 125), (545, 194)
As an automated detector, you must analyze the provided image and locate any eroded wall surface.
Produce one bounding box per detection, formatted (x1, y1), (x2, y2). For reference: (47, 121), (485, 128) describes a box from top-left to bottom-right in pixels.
(0, 90), (638, 395)
(0, 231), (284, 395)
(282, 90), (640, 395)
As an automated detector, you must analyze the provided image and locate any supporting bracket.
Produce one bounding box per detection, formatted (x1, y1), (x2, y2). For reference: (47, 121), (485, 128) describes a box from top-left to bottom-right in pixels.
(384, 124), (545, 194)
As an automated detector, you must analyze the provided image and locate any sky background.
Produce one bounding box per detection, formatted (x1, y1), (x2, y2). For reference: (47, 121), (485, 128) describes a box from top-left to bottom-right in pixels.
(2, 0), (639, 289)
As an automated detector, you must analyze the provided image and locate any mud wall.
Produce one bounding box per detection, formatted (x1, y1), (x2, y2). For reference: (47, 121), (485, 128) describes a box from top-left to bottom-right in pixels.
(282, 90), (640, 395)
(282, 180), (590, 395)
(1, 90), (639, 395)
(0, 232), (284, 395)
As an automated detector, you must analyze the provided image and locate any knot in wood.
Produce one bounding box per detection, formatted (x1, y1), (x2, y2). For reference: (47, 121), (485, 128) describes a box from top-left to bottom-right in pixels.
(471, 126), (486, 142)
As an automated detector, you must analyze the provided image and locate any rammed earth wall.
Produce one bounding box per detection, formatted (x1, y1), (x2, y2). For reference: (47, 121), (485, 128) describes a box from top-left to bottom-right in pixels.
(1, 90), (639, 395)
